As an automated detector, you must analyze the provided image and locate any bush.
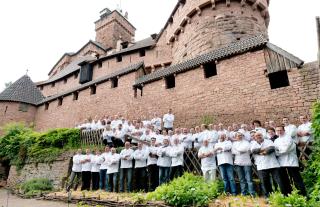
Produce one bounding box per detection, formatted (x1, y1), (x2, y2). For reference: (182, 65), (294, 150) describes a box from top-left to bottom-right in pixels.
(269, 190), (309, 207)
(147, 173), (222, 207)
(20, 178), (53, 197)
(0, 123), (80, 170)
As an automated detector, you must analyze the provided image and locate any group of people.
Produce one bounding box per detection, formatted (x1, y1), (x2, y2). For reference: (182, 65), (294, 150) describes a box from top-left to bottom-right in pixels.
(69, 109), (313, 198)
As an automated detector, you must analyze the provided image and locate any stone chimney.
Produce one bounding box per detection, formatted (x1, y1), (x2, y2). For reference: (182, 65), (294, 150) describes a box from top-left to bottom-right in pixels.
(316, 17), (320, 67)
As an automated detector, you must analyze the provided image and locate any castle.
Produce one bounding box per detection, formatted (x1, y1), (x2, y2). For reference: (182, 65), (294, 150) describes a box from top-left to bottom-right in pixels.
(0, 0), (319, 132)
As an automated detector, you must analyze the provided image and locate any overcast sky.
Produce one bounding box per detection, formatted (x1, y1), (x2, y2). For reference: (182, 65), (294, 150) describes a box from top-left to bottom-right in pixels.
(0, 0), (319, 92)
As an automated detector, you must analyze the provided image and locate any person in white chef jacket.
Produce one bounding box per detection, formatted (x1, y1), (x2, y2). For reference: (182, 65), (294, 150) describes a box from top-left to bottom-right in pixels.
(99, 146), (111, 191)
(157, 137), (172, 185)
(169, 137), (184, 180)
(66, 149), (82, 192)
(232, 132), (255, 196)
(151, 112), (162, 133)
(214, 134), (237, 195)
(274, 125), (306, 196)
(133, 142), (149, 192)
(91, 149), (101, 190)
(147, 137), (159, 191)
(250, 132), (285, 197)
(198, 138), (217, 183)
(163, 109), (174, 133)
(282, 117), (297, 142)
(297, 115), (313, 145)
(119, 142), (134, 192)
(106, 147), (120, 192)
(80, 149), (93, 191)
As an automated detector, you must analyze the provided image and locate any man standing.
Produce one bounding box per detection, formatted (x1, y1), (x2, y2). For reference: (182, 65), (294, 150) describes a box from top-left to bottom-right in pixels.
(157, 138), (172, 185)
(297, 115), (313, 145)
(133, 142), (149, 192)
(80, 149), (92, 191)
(198, 139), (217, 183)
(151, 112), (162, 133)
(274, 126), (307, 196)
(119, 142), (134, 192)
(66, 149), (82, 192)
(163, 109), (174, 133)
(282, 117), (297, 142)
(169, 137), (184, 180)
(99, 146), (111, 191)
(91, 149), (101, 191)
(107, 148), (120, 192)
(147, 137), (159, 191)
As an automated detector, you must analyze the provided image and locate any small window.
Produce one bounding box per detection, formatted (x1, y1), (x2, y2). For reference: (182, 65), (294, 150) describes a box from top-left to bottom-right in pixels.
(45, 103), (49, 110)
(165, 75), (175, 89)
(98, 62), (103, 68)
(90, 85), (96, 95)
(111, 77), (118, 88)
(39, 86), (43, 91)
(74, 72), (79, 79)
(58, 97), (63, 106)
(64, 78), (68, 84)
(116, 55), (122, 62)
(204, 62), (217, 78)
(268, 70), (290, 89)
(139, 49), (146, 57)
(51, 82), (55, 87)
(73, 92), (79, 101)
(19, 103), (29, 112)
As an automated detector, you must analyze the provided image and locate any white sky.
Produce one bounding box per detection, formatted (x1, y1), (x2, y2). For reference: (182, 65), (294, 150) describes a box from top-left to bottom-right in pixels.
(0, 0), (319, 92)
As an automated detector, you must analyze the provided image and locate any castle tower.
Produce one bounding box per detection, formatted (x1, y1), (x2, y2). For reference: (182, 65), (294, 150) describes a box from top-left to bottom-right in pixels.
(168, 0), (270, 63)
(95, 8), (136, 49)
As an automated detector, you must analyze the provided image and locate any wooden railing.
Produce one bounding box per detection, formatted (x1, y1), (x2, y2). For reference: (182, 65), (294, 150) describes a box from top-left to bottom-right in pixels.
(80, 129), (313, 177)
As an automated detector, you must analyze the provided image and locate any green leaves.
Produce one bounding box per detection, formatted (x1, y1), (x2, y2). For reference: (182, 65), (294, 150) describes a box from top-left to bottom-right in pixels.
(146, 173), (223, 207)
(20, 178), (53, 197)
(269, 190), (309, 207)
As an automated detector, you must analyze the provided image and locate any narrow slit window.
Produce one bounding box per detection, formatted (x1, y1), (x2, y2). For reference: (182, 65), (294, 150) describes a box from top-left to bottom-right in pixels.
(165, 75), (175, 89)
(98, 62), (103, 68)
(90, 85), (96, 95)
(139, 49), (146, 57)
(64, 78), (68, 84)
(116, 55), (122, 62)
(73, 92), (79, 101)
(111, 78), (118, 88)
(51, 82), (55, 87)
(74, 72), (79, 79)
(45, 103), (49, 110)
(268, 70), (290, 89)
(203, 62), (217, 78)
(58, 97), (63, 106)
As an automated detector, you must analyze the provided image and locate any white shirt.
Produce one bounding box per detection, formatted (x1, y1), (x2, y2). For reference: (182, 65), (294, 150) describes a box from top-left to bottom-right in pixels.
(111, 119), (121, 129)
(209, 130), (219, 145)
(100, 152), (112, 170)
(214, 140), (233, 166)
(198, 146), (216, 172)
(250, 139), (280, 171)
(107, 153), (120, 174)
(284, 124), (297, 143)
(102, 130), (113, 143)
(157, 145), (172, 167)
(120, 148), (134, 168)
(114, 128), (127, 143)
(72, 154), (82, 172)
(155, 134), (164, 145)
(147, 145), (158, 165)
(170, 144), (184, 167)
(198, 130), (211, 145)
(181, 133), (193, 149)
(91, 155), (101, 172)
(192, 133), (201, 149)
(151, 117), (162, 130)
(297, 122), (313, 143)
(81, 154), (93, 172)
(274, 134), (299, 167)
(232, 140), (252, 166)
(255, 127), (267, 138)
(163, 113), (174, 128)
(133, 148), (148, 168)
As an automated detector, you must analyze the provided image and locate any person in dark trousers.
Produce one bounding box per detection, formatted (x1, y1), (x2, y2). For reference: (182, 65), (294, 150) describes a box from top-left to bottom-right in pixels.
(99, 146), (111, 191)
(80, 149), (92, 191)
(91, 149), (101, 191)
(169, 137), (184, 180)
(274, 125), (307, 196)
(107, 147), (120, 192)
(133, 142), (149, 192)
(147, 137), (159, 191)
(66, 149), (82, 192)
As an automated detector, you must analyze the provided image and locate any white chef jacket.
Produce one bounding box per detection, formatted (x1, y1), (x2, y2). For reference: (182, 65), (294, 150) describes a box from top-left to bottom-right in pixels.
(81, 154), (93, 172)
(133, 148), (148, 168)
(151, 117), (162, 130)
(157, 145), (172, 167)
(255, 127), (267, 138)
(284, 124), (297, 143)
(214, 140), (233, 166)
(147, 145), (158, 166)
(274, 134), (299, 167)
(120, 148), (134, 168)
(192, 133), (201, 149)
(198, 146), (216, 172)
(209, 130), (219, 145)
(91, 155), (101, 172)
(232, 140), (252, 166)
(72, 154), (82, 172)
(99, 152), (112, 170)
(181, 133), (193, 149)
(170, 144), (184, 167)
(297, 122), (313, 143)
(107, 153), (120, 174)
(163, 114), (174, 128)
(238, 129), (252, 142)
(250, 139), (280, 171)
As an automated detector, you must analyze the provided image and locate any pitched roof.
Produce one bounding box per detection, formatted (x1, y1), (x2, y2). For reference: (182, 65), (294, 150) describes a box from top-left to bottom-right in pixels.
(0, 75), (44, 105)
(38, 55), (97, 86)
(38, 61), (144, 105)
(134, 34), (268, 86)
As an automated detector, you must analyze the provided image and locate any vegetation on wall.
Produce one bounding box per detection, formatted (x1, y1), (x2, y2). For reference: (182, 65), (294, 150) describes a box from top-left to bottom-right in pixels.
(20, 178), (53, 197)
(0, 123), (80, 170)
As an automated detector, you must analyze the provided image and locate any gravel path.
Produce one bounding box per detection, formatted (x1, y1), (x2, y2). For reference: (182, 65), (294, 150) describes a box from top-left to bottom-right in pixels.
(0, 189), (76, 207)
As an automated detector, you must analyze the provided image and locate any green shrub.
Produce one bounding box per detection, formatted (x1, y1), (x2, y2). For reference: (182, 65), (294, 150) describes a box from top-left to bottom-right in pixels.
(269, 190), (309, 207)
(147, 173), (222, 207)
(20, 178), (53, 197)
(201, 115), (215, 126)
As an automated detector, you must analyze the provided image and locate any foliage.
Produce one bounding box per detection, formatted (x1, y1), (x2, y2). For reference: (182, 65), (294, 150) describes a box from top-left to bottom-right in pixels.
(269, 190), (309, 207)
(147, 173), (223, 207)
(201, 115), (215, 126)
(77, 202), (103, 207)
(0, 123), (80, 170)
(20, 178), (53, 197)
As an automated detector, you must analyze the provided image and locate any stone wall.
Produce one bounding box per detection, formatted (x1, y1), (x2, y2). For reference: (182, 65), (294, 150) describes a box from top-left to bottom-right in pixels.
(7, 153), (72, 189)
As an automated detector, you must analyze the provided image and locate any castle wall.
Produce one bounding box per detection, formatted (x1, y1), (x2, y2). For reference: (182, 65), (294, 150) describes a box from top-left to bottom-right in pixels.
(33, 50), (320, 130)
(0, 102), (36, 132)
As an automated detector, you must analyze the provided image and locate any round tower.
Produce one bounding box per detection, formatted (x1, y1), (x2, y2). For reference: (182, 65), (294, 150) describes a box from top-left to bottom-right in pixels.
(167, 0), (270, 63)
